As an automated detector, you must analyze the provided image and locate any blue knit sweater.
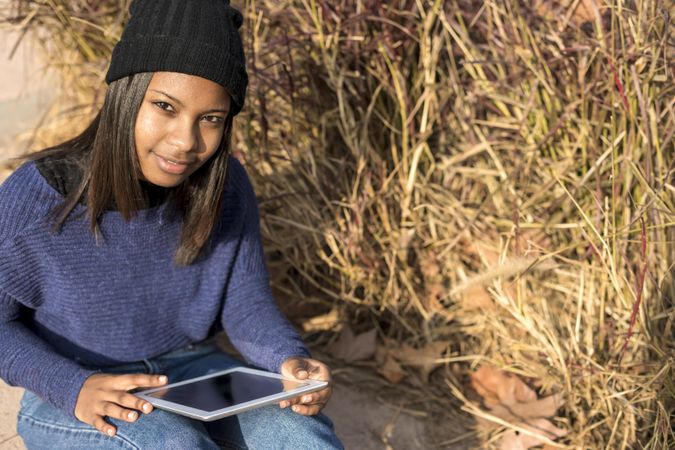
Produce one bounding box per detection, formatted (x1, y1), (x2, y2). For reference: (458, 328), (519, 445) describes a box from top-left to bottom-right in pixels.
(0, 157), (310, 419)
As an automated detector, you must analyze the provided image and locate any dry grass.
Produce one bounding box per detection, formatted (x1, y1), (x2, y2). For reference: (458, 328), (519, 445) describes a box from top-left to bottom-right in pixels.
(2, 0), (673, 448)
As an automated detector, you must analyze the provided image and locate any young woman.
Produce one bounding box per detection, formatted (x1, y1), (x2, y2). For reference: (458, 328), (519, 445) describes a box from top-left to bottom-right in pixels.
(0, 0), (343, 448)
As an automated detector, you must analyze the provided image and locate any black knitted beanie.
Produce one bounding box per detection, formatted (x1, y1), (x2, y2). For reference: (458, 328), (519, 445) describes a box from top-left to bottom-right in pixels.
(105, 0), (248, 116)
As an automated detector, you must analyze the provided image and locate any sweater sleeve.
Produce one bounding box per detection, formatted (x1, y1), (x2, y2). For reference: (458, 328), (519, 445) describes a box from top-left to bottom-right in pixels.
(0, 163), (99, 420)
(0, 292), (99, 420)
(220, 159), (310, 372)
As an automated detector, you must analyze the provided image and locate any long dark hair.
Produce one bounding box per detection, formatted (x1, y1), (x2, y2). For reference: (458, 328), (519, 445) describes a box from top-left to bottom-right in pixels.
(24, 72), (233, 266)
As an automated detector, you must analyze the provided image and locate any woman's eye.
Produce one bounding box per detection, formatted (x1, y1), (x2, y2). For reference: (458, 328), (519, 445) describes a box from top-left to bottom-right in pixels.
(203, 116), (225, 124)
(153, 101), (173, 112)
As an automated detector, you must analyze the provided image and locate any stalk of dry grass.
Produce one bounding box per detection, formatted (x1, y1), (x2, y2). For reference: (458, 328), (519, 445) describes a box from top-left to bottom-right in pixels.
(2, 0), (673, 448)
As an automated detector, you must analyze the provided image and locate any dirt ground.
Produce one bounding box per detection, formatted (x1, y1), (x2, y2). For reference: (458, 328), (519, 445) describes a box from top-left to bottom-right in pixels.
(0, 383), (23, 449)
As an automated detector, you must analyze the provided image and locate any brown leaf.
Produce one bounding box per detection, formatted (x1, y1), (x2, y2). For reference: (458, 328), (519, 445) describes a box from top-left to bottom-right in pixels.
(461, 285), (495, 311)
(328, 326), (376, 363)
(377, 355), (407, 384)
(499, 418), (568, 450)
(469, 365), (567, 449)
(534, 0), (601, 26)
(533, 0), (556, 19)
(470, 366), (537, 406)
(374, 340), (396, 366)
(375, 341), (408, 383)
(508, 393), (565, 420)
(571, 0), (600, 25)
(485, 395), (563, 425)
(393, 341), (448, 381)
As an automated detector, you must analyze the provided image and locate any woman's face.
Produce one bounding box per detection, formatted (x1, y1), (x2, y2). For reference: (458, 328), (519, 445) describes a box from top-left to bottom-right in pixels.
(134, 72), (232, 187)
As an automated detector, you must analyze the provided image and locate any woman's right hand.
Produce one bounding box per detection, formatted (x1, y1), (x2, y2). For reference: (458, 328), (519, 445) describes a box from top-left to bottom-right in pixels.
(74, 373), (168, 437)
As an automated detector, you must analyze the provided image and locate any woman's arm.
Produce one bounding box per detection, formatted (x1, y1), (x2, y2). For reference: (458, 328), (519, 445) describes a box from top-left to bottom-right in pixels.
(220, 159), (310, 372)
(0, 163), (100, 419)
(0, 292), (99, 419)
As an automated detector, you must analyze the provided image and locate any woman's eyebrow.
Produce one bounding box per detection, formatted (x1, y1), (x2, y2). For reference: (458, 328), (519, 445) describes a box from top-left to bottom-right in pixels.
(149, 89), (229, 114)
(200, 106), (230, 114)
(149, 89), (184, 105)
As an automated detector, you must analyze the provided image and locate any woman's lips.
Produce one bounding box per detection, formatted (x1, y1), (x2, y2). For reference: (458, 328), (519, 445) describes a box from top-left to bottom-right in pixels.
(152, 151), (191, 175)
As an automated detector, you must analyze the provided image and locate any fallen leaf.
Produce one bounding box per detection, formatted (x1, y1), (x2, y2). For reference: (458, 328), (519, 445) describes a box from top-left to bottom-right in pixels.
(470, 366), (537, 406)
(461, 284), (495, 311)
(374, 341), (390, 366)
(534, 0), (602, 26)
(499, 418), (568, 450)
(469, 365), (567, 450)
(327, 326), (376, 363)
(375, 339), (449, 383)
(486, 394), (564, 425)
(571, 0), (600, 25)
(508, 393), (564, 419)
(375, 341), (409, 383)
(377, 355), (407, 384)
(392, 341), (448, 381)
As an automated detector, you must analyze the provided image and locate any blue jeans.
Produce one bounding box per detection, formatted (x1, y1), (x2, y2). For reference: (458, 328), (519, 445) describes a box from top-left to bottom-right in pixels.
(17, 340), (344, 449)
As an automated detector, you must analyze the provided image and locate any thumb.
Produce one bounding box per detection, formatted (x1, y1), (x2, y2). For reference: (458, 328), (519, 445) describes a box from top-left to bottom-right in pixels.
(283, 357), (310, 379)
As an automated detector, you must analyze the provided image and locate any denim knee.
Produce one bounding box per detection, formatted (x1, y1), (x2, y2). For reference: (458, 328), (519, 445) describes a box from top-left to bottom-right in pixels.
(17, 390), (220, 450)
(206, 405), (344, 450)
(109, 410), (220, 450)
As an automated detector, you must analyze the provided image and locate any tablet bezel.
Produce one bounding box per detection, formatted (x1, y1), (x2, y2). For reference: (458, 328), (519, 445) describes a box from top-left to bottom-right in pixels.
(134, 366), (328, 421)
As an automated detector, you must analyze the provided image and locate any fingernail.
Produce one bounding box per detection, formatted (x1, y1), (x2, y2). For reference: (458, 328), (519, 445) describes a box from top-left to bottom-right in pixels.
(107, 428), (114, 436)
(128, 411), (137, 420)
(143, 403), (151, 412)
(298, 370), (308, 377)
(159, 375), (167, 383)
(292, 405), (299, 412)
(302, 396), (310, 402)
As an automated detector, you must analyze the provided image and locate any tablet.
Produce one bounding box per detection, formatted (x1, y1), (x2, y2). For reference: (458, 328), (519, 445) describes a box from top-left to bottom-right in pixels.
(134, 367), (328, 421)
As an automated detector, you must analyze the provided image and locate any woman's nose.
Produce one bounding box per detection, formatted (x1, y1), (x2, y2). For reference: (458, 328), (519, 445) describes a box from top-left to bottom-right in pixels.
(166, 118), (199, 152)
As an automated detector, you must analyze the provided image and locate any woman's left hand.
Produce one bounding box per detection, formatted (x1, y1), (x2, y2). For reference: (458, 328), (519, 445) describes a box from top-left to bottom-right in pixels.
(279, 357), (333, 415)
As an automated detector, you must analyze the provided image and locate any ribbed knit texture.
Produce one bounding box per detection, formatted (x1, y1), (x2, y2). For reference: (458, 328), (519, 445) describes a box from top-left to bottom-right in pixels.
(0, 157), (309, 419)
(105, 0), (248, 115)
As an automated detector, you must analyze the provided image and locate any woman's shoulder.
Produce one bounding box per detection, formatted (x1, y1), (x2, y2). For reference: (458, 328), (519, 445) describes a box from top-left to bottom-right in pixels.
(0, 160), (46, 199)
(225, 155), (260, 211)
(212, 156), (258, 233)
(226, 155), (254, 195)
(0, 160), (61, 241)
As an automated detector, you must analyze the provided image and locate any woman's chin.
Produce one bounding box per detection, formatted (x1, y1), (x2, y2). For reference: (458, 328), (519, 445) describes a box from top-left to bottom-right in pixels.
(140, 171), (186, 188)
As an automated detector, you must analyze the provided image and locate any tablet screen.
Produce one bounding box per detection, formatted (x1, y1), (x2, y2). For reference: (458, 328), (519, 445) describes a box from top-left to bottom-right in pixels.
(145, 372), (308, 412)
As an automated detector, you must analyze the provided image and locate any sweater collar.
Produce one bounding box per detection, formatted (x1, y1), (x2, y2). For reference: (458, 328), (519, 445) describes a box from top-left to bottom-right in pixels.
(35, 154), (170, 211)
